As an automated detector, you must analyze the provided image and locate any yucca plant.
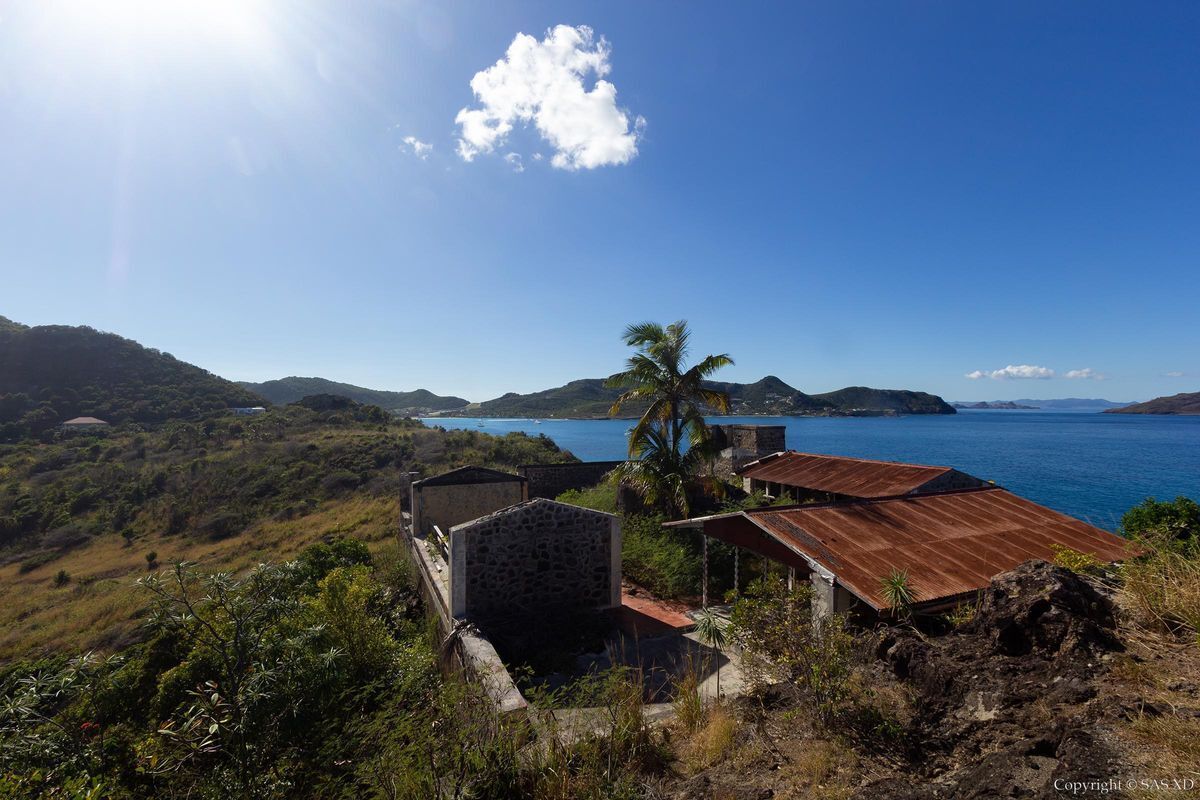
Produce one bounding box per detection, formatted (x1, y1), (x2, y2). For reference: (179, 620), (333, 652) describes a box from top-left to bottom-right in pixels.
(880, 568), (915, 621)
(694, 609), (729, 698)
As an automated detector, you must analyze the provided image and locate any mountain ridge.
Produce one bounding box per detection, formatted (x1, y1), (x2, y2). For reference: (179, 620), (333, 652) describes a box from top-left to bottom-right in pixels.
(445, 375), (955, 418)
(238, 376), (469, 414)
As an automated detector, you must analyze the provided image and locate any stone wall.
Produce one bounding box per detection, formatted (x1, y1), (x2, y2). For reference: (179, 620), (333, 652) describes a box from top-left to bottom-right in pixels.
(413, 480), (527, 537)
(519, 461), (624, 500)
(711, 424), (787, 480)
(450, 499), (621, 620)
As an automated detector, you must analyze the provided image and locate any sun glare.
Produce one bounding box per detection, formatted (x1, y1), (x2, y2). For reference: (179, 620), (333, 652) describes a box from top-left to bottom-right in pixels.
(49, 0), (274, 61)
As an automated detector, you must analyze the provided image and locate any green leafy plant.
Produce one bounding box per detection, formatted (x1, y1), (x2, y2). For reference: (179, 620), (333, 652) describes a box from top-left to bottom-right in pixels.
(880, 568), (915, 620)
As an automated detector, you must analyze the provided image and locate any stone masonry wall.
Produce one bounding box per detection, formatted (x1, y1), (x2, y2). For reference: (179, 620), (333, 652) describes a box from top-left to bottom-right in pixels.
(451, 501), (620, 620)
(519, 461), (624, 500)
(413, 481), (526, 537)
(711, 424), (787, 480)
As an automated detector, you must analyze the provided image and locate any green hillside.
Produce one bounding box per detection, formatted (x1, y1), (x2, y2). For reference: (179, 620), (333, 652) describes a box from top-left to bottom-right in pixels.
(812, 386), (956, 415)
(0, 404), (572, 660)
(0, 319), (264, 440)
(1105, 391), (1200, 415)
(456, 375), (955, 418)
(239, 376), (469, 414)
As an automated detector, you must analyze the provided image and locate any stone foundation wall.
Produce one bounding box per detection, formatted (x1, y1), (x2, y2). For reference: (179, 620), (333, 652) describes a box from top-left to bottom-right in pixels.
(519, 461), (624, 500)
(450, 500), (620, 620)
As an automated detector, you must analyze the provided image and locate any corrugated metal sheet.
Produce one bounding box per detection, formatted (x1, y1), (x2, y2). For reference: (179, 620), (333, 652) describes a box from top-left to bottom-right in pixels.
(742, 487), (1133, 609)
(738, 451), (955, 498)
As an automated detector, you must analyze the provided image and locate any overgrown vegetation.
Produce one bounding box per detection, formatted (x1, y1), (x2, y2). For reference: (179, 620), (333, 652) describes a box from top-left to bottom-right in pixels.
(1119, 497), (1200, 644)
(0, 406), (571, 660)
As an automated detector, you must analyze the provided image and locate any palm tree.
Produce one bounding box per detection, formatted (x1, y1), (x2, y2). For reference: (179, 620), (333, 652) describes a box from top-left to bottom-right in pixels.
(606, 321), (733, 516)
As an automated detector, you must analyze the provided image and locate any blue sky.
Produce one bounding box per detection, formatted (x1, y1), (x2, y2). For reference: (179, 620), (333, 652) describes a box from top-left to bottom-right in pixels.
(1, 1), (1197, 402)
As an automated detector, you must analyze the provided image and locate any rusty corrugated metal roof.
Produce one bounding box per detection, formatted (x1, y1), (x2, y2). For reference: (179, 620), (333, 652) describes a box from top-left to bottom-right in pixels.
(738, 451), (960, 498)
(740, 487), (1132, 609)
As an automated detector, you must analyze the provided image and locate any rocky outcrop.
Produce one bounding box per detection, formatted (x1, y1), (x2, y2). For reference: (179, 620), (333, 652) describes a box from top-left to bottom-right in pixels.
(864, 561), (1125, 799)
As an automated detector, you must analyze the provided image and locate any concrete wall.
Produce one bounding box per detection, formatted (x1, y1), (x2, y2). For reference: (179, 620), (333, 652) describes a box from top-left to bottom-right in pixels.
(450, 500), (621, 620)
(412, 480), (527, 537)
(519, 461), (623, 500)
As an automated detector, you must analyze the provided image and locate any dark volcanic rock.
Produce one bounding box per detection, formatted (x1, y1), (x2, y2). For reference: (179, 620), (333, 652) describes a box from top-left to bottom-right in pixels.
(859, 561), (1125, 800)
(961, 561), (1121, 658)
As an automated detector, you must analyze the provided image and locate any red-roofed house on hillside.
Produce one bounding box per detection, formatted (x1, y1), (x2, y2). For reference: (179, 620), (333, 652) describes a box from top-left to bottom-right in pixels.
(667, 485), (1133, 619)
(738, 450), (987, 503)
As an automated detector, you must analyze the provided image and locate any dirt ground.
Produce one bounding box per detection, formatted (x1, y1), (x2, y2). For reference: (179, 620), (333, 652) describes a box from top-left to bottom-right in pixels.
(653, 561), (1200, 800)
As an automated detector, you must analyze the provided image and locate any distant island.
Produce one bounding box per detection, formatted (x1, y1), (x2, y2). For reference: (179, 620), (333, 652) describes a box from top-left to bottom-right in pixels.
(1018, 398), (1134, 411)
(953, 401), (1039, 410)
(238, 376), (468, 416)
(441, 375), (956, 418)
(1105, 391), (1200, 415)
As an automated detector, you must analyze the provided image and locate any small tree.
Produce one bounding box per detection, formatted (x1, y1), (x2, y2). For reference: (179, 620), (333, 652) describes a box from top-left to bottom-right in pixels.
(693, 609), (728, 699)
(145, 551), (158, 569)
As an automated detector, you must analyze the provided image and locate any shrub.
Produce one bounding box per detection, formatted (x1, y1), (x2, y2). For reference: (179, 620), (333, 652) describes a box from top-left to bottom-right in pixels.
(18, 551), (57, 573)
(557, 481), (618, 513)
(198, 510), (243, 541)
(729, 578), (856, 727)
(308, 566), (396, 675)
(621, 514), (701, 598)
(53, 569), (71, 587)
(1050, 544), (1103, 575)
(1123, 496), (1200, 554)
(320, 469), (361, 494)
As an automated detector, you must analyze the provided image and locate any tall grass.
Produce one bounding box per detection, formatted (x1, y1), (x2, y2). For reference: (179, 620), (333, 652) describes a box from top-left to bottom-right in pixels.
(1121, 547), (1200, 644)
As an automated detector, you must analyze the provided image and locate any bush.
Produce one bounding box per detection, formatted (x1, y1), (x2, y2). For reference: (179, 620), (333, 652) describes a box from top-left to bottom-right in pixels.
(557, 481), (618, 513)
(621, 514), (701, 598)
(1123, 496), (1200, 554)
(308, 566), (396, 675)
(729, 578), (856, 727)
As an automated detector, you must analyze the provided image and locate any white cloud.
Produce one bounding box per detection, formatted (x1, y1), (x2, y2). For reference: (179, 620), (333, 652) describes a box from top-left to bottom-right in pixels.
(504, 152), (524, 172)
(1064, 368), (1105, 380)
(455, 24), (644, 170)
(400, 136), (432, 159)
(965, 365), (1056, 380)
(1165, 371), (1185, 378)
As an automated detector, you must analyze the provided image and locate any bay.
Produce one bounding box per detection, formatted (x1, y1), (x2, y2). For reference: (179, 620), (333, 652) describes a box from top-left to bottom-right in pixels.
(421, 410), (1200, 531)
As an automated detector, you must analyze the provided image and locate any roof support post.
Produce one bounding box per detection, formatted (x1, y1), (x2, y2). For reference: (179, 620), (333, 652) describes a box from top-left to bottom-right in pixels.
(733, 546), (740, 598)
(701, 531), (709, 608)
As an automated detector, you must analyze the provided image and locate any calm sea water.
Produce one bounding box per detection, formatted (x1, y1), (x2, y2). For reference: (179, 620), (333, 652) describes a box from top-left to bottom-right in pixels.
(421, 411), (1200, 531)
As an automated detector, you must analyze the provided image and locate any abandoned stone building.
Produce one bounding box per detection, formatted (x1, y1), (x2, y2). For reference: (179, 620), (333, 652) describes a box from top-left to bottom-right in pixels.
(449, 499), (621, 620)
(709, 423), (786, 479)
(409, 465), (528, 538)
